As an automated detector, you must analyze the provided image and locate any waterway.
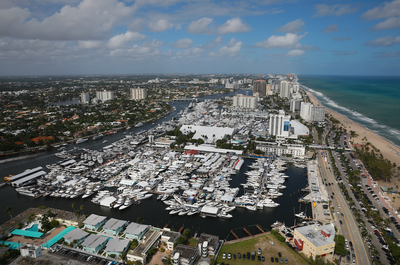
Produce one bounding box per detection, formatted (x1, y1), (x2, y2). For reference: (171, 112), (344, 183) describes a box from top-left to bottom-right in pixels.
(0, 90), (311, 238)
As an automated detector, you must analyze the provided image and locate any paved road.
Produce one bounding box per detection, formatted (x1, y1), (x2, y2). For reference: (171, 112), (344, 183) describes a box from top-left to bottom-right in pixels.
(317, 153), (371, 265)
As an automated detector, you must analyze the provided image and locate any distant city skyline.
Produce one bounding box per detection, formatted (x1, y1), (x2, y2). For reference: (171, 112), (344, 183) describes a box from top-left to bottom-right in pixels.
(1, 0), (400, 76)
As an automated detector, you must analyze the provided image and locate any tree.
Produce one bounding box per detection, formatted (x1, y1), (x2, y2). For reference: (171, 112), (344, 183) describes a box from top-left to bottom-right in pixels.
(5, 206), (14, 219)
(136, 217), (143, 224)
(71, 203), (75, 211)
(80, 205), (85, 217)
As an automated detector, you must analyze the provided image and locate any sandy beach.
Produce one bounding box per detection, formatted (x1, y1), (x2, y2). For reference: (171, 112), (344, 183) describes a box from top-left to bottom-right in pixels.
(305, 91), (400, 165)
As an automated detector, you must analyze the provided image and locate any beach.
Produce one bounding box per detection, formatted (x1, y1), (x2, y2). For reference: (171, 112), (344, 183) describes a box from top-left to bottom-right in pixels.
(305, 91), (400, 165)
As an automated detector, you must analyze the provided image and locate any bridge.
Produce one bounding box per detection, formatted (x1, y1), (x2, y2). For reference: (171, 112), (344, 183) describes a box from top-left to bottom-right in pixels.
(172, 97), (199, 101)
(309, 144), (354, 151)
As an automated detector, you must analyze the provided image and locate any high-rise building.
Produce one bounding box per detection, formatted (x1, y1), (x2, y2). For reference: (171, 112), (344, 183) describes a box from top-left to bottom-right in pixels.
(81, 92), (90, 104)
(280, 81), (290, 98)
(233, 94), (258, 109)
(300, 102), (325, 122)
(96, 90), (114, 102)
(130, 88), (147, 100)
(269, 110), (290, 138)
(290, 99), (302, 112)
(253, 79), (266, 97)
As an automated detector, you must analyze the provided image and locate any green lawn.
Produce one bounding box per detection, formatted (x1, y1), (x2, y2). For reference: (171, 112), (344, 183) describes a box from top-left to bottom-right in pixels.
(188, 238), (198, 247)
(215, 234), (309, 265)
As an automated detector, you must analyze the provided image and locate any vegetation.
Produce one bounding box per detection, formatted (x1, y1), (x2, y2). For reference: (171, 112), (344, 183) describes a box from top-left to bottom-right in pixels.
(40, 209), (59, 233)
(174, 228), (191, 248)
(333, 235), (346, 256)
(0, 249), (20, 264)
(5, 206), (14, 219)
(355, 146), (394, 181)
(271, 229), (286, 242)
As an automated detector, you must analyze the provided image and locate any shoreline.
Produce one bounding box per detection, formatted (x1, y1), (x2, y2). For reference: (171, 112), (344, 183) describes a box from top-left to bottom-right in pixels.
(303, 89), (400, 165)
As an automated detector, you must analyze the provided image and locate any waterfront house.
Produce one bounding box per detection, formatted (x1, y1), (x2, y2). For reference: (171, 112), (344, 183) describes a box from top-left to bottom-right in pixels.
(103, 218), (128, 236)
(197, 233), (221, 257)
(124, 222), (150, 241)
(172, 244), (199, 265)
(81, 234), (110, 254)
(83, 214), (107, 231)
(63, 228), (89, 245)
(104, 238), (130, 258)
(161, 228), (180, 250)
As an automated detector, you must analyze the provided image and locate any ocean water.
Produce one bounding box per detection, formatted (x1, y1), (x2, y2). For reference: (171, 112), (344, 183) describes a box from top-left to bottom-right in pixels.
(298, 75), (400, 147)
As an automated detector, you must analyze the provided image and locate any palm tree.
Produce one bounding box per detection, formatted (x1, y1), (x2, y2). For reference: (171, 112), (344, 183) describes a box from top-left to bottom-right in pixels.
(80, 205), (85, 217)
(71, 203), (75, 211)
(5, 206), (14, 219)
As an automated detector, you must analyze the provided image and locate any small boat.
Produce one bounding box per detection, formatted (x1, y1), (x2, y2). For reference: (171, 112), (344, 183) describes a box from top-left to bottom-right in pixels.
(135, 122), (144, 128)
(170, 208), (182, 215)
(76, 138), (88, 144)
(246, 205), (257, 211)
(119, 199), (132, 210)
(218, 212), (233, 219)
(178, 208), (189, 216)
(54, 145), (61, 148)
(102, 140), (108, 143)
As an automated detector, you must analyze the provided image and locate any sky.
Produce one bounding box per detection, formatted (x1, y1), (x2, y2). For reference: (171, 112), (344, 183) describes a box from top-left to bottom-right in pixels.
(1, 0), (400, 76)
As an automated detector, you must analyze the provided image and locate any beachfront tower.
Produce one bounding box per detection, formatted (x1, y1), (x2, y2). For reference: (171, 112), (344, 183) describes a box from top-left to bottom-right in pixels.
(269, 110), (290, 138)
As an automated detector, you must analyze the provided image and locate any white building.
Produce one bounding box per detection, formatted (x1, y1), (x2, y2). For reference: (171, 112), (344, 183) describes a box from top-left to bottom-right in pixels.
(269, 110), (290, 138)
(232, 94), (258, 109)
(280, 81), (291, 98)
(180, 125), (237, 144)
(20, 244), (42, 258)
(256, 143), (305, 157)
(81, 92), (90, 104)
(96, 90), (114, 102)
(289, 99), (302, 112)
(300, 102), (325, 122)
(131, 88), (147, 100)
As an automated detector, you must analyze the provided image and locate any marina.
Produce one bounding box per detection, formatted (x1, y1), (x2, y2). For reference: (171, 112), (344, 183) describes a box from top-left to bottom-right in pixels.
(0, 91), (310, 238)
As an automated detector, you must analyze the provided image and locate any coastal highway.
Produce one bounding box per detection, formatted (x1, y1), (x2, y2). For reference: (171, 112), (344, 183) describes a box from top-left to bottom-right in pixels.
(317, 152), (371, 265)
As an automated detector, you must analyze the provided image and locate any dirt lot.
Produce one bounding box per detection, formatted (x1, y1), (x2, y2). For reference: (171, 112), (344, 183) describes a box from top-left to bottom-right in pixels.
(215, 233), (309, 265)
(147, 247), (172, 265)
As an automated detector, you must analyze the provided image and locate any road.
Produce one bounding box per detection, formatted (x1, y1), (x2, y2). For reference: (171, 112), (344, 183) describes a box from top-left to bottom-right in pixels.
(317, 152), (370, 265)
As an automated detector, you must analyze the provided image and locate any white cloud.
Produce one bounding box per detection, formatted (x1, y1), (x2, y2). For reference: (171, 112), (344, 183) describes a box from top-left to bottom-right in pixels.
(322, 24), (339, 33)
(218, 18), (252, 34)
(204, 36), (223, 49)
(286, 49), (305, 57)
(313, 4), (358, 17)
(365, 35), (400, 47)
(332, 36), (351, 41)
(276, 19), (305, 34)
(77, 40), (103, 49)
(331, 50), (357, 56)
(175, 46), (206, 57)
(106, 31), (145, 49)
(254, 32), (307, 49)
(361, 0), (400, 20)
(186, 17), (251, 35)
(173, 38), (194, 49)
(186, 17), (213, 34)
(143, 39), (164, 48)
(0, 0), (134, 40)
(371, 17), (400, 30)
(373, 51), (399, 58)
(129, 18), (144, 32)
(148, 19), (173, 32)
(210, 38), (243, 57)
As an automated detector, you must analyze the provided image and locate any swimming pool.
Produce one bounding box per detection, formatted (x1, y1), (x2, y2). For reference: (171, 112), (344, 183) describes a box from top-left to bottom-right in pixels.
(25, 224), (39, 232)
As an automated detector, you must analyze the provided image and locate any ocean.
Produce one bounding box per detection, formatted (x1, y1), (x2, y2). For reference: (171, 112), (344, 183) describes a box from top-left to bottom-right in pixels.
(298, 75), (400, 147)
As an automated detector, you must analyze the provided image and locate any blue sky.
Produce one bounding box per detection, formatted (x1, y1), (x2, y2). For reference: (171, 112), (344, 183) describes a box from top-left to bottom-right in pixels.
(0, 0), (399, 76)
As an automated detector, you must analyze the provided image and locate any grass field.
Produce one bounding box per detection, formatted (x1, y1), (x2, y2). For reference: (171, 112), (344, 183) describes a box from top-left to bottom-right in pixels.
(215, 234), (309, 265)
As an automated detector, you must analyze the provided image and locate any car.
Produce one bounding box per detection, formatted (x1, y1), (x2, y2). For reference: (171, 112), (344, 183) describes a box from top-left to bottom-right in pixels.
(339, 220), (342, 225)
(221, 263), (225, 265)
(338, 205), (340, 208)
(233, 254), (236, 260)
(228, 253), (231, 260)
(258, 248), (262, 255)
(238, 253), (241, 259)
(271, 257), (274, 262)
(337, 210), (340, 214)
(258, 256), (261, 261)
(269, 241), (275, 245)
(278, 252), (281, 257)
(222, 253), (226, 259)
(349, 241), (353, 247)
(262, 256), (265, 262)
(280, 257), (283, 263)
(275, 257), (279, 263)
(341, 213), (344, 216)
(243, 253), (246, 260)
(284, 258), (288, 264)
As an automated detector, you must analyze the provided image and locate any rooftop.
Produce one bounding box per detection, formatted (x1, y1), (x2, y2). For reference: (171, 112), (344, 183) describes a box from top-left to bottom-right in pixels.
(295, 223), (335, 247)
